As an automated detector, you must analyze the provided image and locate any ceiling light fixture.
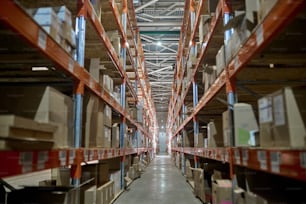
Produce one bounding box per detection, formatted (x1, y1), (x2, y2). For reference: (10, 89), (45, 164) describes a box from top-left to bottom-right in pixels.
(156, 41), (162, 46)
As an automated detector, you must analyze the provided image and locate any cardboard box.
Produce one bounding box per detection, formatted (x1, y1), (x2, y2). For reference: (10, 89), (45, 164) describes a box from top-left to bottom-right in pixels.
(212, 179), (233, 204)
(257, 0), (278, 23)
(84, 186), (96, 204)
(222, 110), (231, 147)
(104, 104), (112, 127)
(199, 15), (211, 44)
(54, 6), (72, 26)
(234, 188), (246, 204)
(111, 124), (120, 148)
(85, 95), (104, 148)
(98, 163), (110, 186)
(0, 115), (57, 150)
(193, 168), (206, 202)
(233, 103), (259, 147)
(196, 133), (204, 148)
(216, 45), (226, 76)
(110, 171), (121, 196)
(96, 181), (114, 204)
(207, 120), (224, 147)
(0, 86), (73, 128)
(51, 168), (70, 186)
(245, 191), (269, 204)
(103, 126), (112, 148)
(258, 86), (306, 147)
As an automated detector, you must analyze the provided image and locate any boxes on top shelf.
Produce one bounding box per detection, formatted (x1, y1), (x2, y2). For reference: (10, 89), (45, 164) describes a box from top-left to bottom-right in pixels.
(54, 6), (72, 26)
(258, 86), (306, 147)
(33, 7), (61, 44)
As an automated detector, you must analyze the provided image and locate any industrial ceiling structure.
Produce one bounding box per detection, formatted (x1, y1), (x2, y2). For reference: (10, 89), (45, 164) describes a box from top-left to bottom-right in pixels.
(134, 0), (184, 113)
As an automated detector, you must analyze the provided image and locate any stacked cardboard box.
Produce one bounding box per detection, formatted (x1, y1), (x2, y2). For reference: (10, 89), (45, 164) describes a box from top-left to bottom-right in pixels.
(212, 179), (233, 204)
(32, 6), (76, 55)
(96, 181), (115, 204)
(258, 86), (306, 147)
(0, 115), (56, 150)
(0, 86), (73, 148)
(193, 168), (206, 202)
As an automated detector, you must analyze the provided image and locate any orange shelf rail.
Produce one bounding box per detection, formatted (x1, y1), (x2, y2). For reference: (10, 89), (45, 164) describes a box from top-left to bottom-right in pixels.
(0, 148), (151, 178)
(172, 147), (306, 182)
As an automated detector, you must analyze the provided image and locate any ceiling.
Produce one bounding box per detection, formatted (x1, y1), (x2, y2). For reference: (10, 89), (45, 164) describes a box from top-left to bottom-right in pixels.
(134, 0), (184, 113)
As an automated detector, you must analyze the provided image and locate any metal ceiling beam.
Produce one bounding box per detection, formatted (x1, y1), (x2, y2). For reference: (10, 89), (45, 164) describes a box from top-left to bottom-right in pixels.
(136, 16), (153, 22)
(137, 22), (181, 27)
(141, 13), (183, 19)
(160, 3), (185, 15)
(135, 0), (159, 12)
(151, 81), (173, 84)
(144, 52), (175, 56)
(148, 65), (173, 74)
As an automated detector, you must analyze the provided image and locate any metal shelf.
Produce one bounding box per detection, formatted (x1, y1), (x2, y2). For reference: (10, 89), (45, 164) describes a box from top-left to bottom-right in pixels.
(170, 0), (305, 138)
(0, 0), (151, 138)
(85, 0), (137, 101)
(172, 147), (306, 182)
(0, 148), (152, 178)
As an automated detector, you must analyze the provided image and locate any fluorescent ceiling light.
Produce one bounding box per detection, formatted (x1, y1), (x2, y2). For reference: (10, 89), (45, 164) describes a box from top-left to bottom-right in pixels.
(156, 41), (162, 46)
(32, 67), (49, 71)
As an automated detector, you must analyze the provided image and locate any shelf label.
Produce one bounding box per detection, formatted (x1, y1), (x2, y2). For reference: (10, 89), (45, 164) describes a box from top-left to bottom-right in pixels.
(19, 152), (33, 173)
(84, 150), (89, 161)
(234, 149), (241, 165)
(234, 56), (240, 70)
(68, 58), (74, 72)
(91, 10), (95, 22)
(38, 29), (47, 50)
(242, 149), (249, 166)
(257, 151), (267, 170)
(224, 151), (229, 162)
(89, 150), (94, 161)
(37, 151), (48, 170)
(270, 151), (281, 173)
(300, 152), (306, 168)
(59, 150), (67, 166)
(256, 24), (264, 46)
(69, 150), (76, 164)
(89, 78), (95, 89)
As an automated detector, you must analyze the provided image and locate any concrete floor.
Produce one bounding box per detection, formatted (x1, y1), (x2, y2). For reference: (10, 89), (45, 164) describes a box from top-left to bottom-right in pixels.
(114, 155), (202, 204)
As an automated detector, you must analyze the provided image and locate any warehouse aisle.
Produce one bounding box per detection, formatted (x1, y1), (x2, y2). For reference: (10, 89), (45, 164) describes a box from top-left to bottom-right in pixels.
(114, 155), (202, 204)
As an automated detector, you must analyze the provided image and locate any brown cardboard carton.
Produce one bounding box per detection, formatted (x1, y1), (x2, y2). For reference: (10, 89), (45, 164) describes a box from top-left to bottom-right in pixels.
(222, 110), (231, 147)
(258, 86), (306, 147)
(212, 179), (232, 204)
(84, 186), (96, 204)
(207, 120), (224, 147)
(111, 124), (120, 148)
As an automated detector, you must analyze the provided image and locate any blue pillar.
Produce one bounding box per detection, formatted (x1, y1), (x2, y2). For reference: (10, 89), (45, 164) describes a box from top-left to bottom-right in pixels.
(120, 7), (127, 190)
(72, 15), (86, 187)
(193, 81), (199, 168)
